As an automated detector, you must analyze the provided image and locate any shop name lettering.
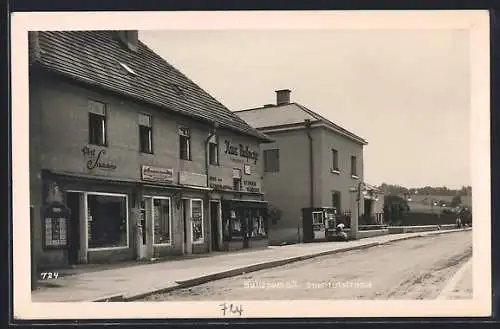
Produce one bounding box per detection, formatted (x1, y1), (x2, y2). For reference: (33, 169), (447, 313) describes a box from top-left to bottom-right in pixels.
(81, 146), (117, 170)
(224, 140), (259, 162)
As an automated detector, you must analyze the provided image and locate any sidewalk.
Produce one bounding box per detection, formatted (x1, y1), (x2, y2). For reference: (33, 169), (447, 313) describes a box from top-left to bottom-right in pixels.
(31, 228), (470, 302)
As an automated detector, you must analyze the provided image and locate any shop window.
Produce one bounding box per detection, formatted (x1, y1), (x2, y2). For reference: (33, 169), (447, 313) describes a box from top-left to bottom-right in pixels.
(208, 140), (219, 165)
(139, 113), (153, 154)
(191, 199), (204, 244)
(153, 197), (171, 245)
(179, 126), (191, 160)
(249, 210), (267, 238)
(230, 210), (243, 237)
(87, 193), (128, 249)
(264, 149), (280, 172)
(88, 100), (107, 146)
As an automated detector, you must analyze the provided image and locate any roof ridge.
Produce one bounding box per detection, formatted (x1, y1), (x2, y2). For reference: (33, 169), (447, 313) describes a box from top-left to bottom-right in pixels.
(33, 30), (271, 142)
(294, 103), (367, 143)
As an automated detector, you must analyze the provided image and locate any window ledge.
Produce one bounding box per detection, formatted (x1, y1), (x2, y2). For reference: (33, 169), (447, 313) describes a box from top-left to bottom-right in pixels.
(330, 169), (341, 175)
(351, 174), (359, 179)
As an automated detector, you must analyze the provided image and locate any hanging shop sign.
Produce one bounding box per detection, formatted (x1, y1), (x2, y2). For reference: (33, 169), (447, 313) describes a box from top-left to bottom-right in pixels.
(141, 165), (174, 183)
(81, 146), (117, 170)
(223, 140), (259, 164)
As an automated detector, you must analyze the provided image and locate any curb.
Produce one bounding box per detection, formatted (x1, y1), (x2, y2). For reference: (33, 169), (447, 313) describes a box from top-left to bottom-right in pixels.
(437, 257), (473, 300)
(96, 228), (471, 302)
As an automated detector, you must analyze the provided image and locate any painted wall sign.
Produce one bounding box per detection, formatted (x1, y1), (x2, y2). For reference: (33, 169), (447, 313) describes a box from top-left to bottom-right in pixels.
(81, 146), (117, 170)
(179, 171), (207, 187)
(141, 165), (174, 183)
(243, 180), (260, 193)
(208, 176), (233, 191)
(224, 140), (259, 164)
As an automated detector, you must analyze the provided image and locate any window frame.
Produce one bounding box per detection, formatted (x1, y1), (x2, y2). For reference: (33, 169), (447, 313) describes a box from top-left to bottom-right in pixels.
(351, 155), (358, 178)
(190, 198), (204, 244)
(179, 126), (192, 161)
(145, 196), (173, 247)
(331, 190), (341, 211)
(208, 137), (219, 166)
(331, 148), (340, 173)
(85, 191), (129, 251)
(264, 149), (280, 173)
(232, 168), (242, 191)
(139, 113), (153, 154)
(88, 100), (108, 147)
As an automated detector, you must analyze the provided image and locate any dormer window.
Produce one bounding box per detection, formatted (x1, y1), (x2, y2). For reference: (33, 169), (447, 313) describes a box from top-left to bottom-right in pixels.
(170, 83), (186, 98)
(119, 62), (137, 76)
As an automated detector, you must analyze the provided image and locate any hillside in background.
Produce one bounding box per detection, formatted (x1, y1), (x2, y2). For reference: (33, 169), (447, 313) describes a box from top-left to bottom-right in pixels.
(376, 183), (471, 197)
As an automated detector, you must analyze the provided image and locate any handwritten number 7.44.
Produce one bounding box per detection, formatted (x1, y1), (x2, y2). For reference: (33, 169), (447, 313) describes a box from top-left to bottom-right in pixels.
(219, 303), (243, 316)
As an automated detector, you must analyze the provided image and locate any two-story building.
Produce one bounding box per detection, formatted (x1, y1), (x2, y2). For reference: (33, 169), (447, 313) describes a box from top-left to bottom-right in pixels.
(29, 30), (272, 269)
(236, 89), (378, 244)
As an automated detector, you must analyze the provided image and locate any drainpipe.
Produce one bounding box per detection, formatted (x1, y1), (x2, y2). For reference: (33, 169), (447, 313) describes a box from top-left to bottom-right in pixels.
(304, 119), (314, 208)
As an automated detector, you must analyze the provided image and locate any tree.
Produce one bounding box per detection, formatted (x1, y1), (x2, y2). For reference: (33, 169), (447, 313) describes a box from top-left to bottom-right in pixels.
(451, 195), (462, 207)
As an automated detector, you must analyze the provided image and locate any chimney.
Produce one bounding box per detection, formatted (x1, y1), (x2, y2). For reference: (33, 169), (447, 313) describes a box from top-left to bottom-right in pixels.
(116, 30), (139, 52)
(276, 89), (291, 105)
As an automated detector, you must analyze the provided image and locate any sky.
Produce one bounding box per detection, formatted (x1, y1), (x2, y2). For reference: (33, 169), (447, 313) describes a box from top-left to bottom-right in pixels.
(139, 29), (471, 189)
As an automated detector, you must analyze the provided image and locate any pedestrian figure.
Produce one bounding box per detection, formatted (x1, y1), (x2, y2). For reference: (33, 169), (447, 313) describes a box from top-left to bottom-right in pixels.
(335, 222), (348, 241)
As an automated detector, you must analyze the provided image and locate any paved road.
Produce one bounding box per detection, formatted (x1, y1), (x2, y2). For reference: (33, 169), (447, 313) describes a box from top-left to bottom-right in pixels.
(145, 230), (472, 301)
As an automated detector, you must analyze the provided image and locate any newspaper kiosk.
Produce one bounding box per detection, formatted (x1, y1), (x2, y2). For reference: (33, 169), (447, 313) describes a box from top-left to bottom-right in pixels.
(302, 207), (337, 243)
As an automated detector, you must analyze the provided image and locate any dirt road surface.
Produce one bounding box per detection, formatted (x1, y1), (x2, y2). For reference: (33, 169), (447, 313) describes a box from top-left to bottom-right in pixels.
(144, 230), (472, 301)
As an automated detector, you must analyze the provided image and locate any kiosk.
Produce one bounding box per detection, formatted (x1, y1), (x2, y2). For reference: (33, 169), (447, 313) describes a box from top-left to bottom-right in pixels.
(302, 207), (337, 243)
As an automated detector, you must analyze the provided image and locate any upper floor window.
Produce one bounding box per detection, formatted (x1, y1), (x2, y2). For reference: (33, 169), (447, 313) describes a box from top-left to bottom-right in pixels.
(232, 168), (242, 191)
(332, 148), (339, 172)
(264, 149), (280, 172)
(331, 191), (341, 211)
(179, 126), (191, 160)
(208, 135), (219, 166)
(139, 113), (153, 154)
(88, 100), (107, 146)
(351, 156), (358, 177)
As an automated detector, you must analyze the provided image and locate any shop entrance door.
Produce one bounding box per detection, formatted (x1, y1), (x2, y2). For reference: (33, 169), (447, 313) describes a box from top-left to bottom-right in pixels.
(210, 201), (220, 251)
(66, 192), (80, 265)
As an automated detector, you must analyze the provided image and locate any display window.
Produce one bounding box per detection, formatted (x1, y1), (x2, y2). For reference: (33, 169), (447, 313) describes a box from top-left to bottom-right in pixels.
(87, 193), (129, 250)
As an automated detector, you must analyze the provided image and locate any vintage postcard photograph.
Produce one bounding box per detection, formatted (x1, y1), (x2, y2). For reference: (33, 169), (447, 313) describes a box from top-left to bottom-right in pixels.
(11, 10), (490, 320)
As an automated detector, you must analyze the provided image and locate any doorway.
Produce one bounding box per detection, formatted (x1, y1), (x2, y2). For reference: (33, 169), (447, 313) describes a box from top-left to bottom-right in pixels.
(66, 192), (80, 265)
(210, 201), (220, 251)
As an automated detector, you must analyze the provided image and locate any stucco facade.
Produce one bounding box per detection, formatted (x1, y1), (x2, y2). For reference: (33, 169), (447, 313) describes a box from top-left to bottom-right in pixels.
(236, 90), (372, 244)
(29, 31), (271, 269)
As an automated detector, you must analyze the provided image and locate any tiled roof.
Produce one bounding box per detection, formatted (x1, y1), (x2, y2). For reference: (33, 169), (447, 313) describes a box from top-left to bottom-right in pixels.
(236, 103), (367, 145)
(234, 103), (316, 128)
(30, 30), (271, 142)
